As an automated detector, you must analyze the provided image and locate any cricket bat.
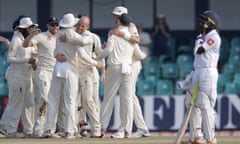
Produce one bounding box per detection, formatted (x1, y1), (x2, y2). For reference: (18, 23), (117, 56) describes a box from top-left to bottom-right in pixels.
(173, 82), (199, 144)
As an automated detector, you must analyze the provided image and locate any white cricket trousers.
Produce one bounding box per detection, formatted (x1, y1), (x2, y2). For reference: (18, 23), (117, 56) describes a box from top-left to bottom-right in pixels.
(63, 63), (79, 134)
(100, 65), (133, 134)
(77, 67), (100, 133)
(45, 72), (65, 133)
(5, 71), (34, 134)
(191, 68), (218, 142)
(46, 61), (79, 135)
(131, 63), (148, 131)
(33, 69), (53, 135)
(78, 67), (100, 136)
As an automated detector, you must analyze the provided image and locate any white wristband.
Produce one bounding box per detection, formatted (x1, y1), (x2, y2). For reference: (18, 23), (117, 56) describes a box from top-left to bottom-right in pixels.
(124, 33), (131, 41)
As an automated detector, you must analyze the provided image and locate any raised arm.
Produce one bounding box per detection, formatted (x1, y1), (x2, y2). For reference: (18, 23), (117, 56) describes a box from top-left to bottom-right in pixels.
(59, 30), (92, 46)
(8, 41), (35, 64)
(23, 29), (41, 47)
(0, 36), (10, 49)
(108, 28), (140, 44)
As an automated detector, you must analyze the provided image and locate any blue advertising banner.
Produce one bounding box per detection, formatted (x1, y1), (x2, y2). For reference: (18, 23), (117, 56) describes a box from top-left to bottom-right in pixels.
(0, 94), (239, 131)
(105, 94), (240, 131)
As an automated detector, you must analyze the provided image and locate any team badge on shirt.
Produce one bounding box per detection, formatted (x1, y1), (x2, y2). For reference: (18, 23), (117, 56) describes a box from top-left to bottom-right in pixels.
(207, 39), (214, 46)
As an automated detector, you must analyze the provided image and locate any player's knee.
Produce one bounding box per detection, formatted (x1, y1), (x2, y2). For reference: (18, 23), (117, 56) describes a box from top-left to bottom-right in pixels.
(195, 92), (211, 110)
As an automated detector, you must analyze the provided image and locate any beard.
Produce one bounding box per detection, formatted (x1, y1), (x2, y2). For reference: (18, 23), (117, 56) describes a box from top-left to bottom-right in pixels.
(19, 28), (29, 38)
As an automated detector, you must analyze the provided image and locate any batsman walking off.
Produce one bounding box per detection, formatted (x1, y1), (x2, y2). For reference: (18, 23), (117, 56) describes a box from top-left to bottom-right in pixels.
(179, 10), (221, 144)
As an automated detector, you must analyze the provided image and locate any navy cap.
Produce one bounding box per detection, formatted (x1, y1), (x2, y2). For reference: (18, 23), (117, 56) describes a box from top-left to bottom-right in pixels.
(48, 16), (59, 24)
(199, 10), (221, 29)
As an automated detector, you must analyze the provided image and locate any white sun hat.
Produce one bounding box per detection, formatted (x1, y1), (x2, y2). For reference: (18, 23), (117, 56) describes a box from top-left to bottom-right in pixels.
(59, 13), (79, 28)
(17, 17), (38, 28)
(111, 6), (128, 16)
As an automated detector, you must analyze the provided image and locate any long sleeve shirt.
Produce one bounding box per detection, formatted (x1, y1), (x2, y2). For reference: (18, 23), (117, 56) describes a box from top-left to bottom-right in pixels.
(96, 26), (134, 66)
(78, 30), (105, 71)
(55, 28), (98, 68)
(31, 31), (56, 71)
(8, 31), (33, 76)
(55, 28), (96, 68)
(193, 30), (221, 69)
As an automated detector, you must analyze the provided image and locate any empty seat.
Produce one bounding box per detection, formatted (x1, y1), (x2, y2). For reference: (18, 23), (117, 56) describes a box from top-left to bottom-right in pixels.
(230, 37), (240, 48)
(176, 54), (193, 65)
(233, 73), (240, 89)
(228, 53), (240, 67)
(158, 55), (168, 66)
(222, 63), (238, 74)
(136, 79), (155, 96)
(156, 79), (174, 95)
(145, 56), (158, 64)
(161, 62), (179, 79)
(177, 45), (193, 55)
(219, 37), (230, 63)
(145, 74), (158, 87)
(143, 63), (160, 78)
(217, 73), (233, 94)
(178, 63), (193, 79)
(229, 46), (240, 57)
(223, 82), (238, 94)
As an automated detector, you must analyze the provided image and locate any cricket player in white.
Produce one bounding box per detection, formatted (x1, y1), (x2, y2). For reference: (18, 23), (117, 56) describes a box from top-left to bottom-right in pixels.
(74, 16), (104, 137)
(108, 7), (150, 138)
(45, 13), (101, 139)
(181, 10), (221, 144)
(127, 24), (151, 138)
(44, 13), (80, 139)
(59, 16), (104, 137)
(77, 33), (104, 137)
(78, 32), (105, 137)
(97, 11), (145, 138)
(0, 16), (22, 136)
(5, 17), (37, 137)
(23, 16), (59, 137)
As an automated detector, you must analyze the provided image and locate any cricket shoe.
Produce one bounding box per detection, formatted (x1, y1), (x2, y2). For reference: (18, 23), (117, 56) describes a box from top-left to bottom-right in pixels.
(6, 132), (25, 138)
(43, 130), (61, 138)
(64, 132), (76, 139)
(111, 130), (130, 138)
(100, 128), (105, 138)
(192, 136), (207, 144)
(42, 130), (52, 138)
(32, 133), (43, 138)
(0, 127), (6, 135)
(80, 129), (88, 137)
(206, 137), (217, 144)
(23, 133), (33, 138)
(57, 131), (65, 137)
(181, 136), (217, 144)
(0, 133), (5, 138)
(74, 132), (82, 139)
(132, 129), (151, 138)
(90, 135), (104, 138)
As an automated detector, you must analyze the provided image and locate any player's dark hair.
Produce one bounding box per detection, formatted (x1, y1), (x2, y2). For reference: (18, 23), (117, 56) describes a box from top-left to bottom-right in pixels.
(119, 14), (131, 26)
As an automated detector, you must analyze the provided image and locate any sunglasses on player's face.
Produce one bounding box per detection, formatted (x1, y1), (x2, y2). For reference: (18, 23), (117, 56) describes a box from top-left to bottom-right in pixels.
(49, 23), (59, 27)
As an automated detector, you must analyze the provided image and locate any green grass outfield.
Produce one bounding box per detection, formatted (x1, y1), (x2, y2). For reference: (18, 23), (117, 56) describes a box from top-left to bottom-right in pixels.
(0, 135), (240, 144)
